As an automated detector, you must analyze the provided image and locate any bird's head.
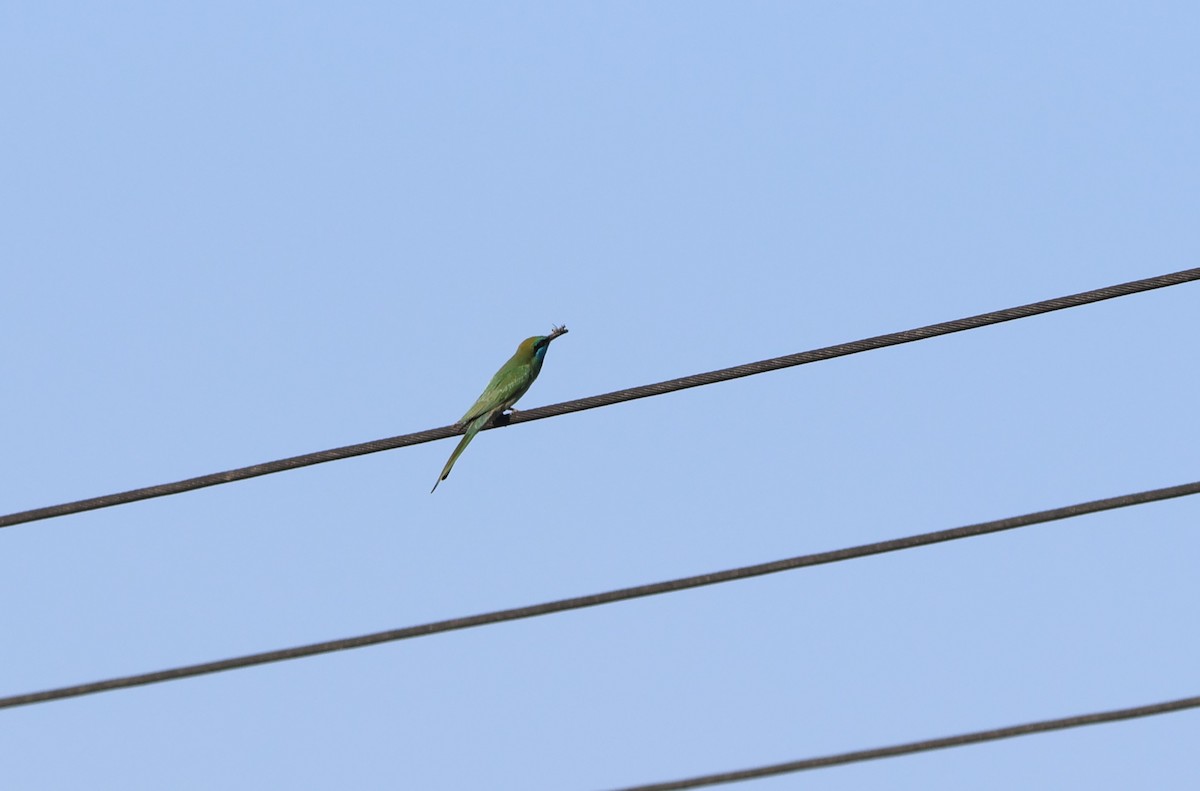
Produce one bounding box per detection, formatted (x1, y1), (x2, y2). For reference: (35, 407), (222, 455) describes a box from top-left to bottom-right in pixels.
(518, 324), (568, 361)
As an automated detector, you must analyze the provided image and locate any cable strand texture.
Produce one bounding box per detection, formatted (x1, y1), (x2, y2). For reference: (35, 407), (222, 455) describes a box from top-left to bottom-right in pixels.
(607, 694), (1200, 790)
(1, 478), (1196, 710)
(2, 267), (1197, 530)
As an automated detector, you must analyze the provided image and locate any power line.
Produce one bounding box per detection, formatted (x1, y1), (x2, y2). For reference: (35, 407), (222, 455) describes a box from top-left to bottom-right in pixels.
(605, 693), (1200, 790)
(2, 267), (1197, 531)
(2, 478), (1195, 711)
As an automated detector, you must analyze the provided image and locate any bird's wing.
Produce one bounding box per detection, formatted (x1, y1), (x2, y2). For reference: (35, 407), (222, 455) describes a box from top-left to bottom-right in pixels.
(459, 361), (534, 424)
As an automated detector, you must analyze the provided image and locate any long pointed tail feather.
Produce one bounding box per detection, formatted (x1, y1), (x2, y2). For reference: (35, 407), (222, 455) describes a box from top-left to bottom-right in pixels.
(431, 414), (488, 492)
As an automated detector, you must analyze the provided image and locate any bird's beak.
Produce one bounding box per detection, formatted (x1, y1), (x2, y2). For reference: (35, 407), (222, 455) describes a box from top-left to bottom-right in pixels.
(547, 324), (568, 341)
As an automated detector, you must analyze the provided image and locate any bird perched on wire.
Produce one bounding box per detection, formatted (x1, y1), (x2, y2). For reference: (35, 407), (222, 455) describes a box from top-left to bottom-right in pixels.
(432, 325), (569, 492)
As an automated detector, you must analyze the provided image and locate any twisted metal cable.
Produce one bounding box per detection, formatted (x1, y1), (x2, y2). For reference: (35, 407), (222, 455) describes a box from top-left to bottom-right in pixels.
(2, 267), (1197, 530)
(2, 478), (1196, 710)
(608, 694), (1200, 790)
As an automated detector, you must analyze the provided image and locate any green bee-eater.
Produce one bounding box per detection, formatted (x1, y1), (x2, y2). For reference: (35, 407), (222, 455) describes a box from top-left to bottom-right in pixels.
(432, 325), (568, 492)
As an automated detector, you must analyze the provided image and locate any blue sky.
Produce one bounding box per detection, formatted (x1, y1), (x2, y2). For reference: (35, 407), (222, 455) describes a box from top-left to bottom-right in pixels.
(2, 3), (1197, 789)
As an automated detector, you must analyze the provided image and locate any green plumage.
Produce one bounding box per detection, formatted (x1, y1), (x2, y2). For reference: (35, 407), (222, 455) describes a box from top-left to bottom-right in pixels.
(432, 325), (567, 492)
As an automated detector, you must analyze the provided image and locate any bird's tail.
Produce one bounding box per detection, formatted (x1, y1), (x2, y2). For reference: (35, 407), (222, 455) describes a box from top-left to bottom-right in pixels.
(431, 414), (488, 492)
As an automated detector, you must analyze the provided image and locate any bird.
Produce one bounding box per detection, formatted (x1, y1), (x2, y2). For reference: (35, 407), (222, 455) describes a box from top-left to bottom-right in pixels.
(432, 325), (568, 492)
